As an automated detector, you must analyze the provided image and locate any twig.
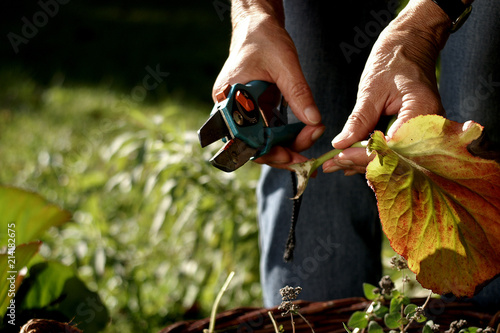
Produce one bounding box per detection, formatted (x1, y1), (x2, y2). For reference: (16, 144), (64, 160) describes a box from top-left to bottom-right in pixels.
(296, 311), (316, 333)
(402, 290), (433, 333)
(268, 311), (280, 333)
(205, 271), (235, 333)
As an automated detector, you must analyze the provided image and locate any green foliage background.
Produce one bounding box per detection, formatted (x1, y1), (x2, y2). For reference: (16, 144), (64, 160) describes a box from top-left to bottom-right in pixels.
(0, 1), (265, 331)
(0, 69), (262, 332)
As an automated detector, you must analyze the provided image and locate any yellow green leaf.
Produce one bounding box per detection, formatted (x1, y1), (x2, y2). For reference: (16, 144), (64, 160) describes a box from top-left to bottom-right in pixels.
(366, 115), (500, 297)
(0, 241), (42, 318)
(0, 186), (72, 246)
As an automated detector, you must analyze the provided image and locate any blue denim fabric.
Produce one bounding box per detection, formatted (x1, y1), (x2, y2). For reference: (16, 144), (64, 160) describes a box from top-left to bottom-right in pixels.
(440, 0), (500, 143)
(257, 0), (393, 307)
(257, 0), (500, 308)
(440, 0), (500, 308)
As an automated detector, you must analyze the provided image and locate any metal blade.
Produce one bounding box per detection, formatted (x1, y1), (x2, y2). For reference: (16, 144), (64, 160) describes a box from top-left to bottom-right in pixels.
(198, 110), (231, 148)
(210, 138), (259, 172)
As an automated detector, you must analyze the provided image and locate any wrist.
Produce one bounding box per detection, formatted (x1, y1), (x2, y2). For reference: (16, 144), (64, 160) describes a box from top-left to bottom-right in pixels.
(231, 0), (285, 30)
(229, 1), (287, 55)
(431, 0), (473, 32)
(392, 0), (452, 51)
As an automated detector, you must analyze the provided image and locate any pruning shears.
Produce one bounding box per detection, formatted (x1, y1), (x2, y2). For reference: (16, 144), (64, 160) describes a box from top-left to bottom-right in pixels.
(198, 80), (305, 172)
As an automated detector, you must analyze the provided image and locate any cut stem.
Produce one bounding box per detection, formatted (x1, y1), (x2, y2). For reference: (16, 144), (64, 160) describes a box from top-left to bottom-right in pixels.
(205, 271), (235, 333)
(289, 141), (367, 199)
(268, 311), (280, 333)
(296, 311), (315, 333)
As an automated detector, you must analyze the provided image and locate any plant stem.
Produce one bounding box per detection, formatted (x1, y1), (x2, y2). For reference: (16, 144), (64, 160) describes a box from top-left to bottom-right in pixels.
(290, 312), (295, 333)
(402, 271), (406, 296)
(296, 311), (316, 333)
(311, 141), (368, 171)
(205, 271), (235, 333)
(289, 141), (367, 199)
(402, 291), (433, 333)
(422, 291), (433, 307)
(268, 311), (280, 333)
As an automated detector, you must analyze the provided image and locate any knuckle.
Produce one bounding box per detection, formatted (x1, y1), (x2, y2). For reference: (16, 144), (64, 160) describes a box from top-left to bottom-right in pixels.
(347, 111), (372, 128)
(288, 81), (312, 100)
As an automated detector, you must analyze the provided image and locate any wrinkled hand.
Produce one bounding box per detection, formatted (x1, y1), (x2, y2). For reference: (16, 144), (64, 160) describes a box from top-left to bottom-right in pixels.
(213, 9), (324, 170)
(323, 0), (452, 175)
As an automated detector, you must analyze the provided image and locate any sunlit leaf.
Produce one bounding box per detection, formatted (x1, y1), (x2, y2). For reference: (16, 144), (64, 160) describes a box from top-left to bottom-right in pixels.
(384, 312), (403, 329)
(0, 241), (41, 318)
(363, 283), (379, 301)
(366, 115), (500, 297)
(403, 303), (418, 316)
(373, 303), (389, 319)
(389, 295), (410, 314)
(0, 186), (72, 245)
(347, 311), (369, 329)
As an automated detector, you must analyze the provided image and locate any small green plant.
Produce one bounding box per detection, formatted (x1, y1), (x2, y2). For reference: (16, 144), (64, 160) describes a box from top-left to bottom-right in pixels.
(344, 255), (495, 333)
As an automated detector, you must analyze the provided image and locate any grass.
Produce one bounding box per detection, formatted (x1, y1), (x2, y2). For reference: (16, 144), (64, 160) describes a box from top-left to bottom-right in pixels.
(0, 2), (260, 329)
(0, 69), (262, 332)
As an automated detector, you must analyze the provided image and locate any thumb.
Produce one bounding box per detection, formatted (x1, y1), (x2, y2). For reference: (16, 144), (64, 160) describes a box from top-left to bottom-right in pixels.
(332, 97), (380, 149)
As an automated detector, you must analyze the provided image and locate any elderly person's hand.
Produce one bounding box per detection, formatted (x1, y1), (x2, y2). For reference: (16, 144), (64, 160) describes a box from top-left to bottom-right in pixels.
(213, 0), (325, 170)
(324, 0), (454, 175)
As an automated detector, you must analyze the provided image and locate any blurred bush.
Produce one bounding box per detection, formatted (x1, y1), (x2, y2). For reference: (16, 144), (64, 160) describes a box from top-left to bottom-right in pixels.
(0, 72), (262, 332)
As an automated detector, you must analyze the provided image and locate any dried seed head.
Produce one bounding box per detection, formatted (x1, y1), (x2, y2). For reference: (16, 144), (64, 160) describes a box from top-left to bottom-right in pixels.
(477, 327), (495, 333)
(446, 319), (468, 333)
(378, 275), (395, 295)
(390, 255), (408, 271)
(278, 286), (302, 315)
(279, 286), (302, 301)
(407, 306), (425, 321)
(430, 323), (440, 333)
(278, 300), (299, 316)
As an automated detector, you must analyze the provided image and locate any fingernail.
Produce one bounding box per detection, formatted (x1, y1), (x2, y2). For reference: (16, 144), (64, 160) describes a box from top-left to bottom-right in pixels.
(311, 126), (325, 141)
(323, 165), (341, 173)
(344, 169), (358, 176)
(331, 133), (344, 147)
(335, 159), (354, 167)
(304, 107), (321, 125)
